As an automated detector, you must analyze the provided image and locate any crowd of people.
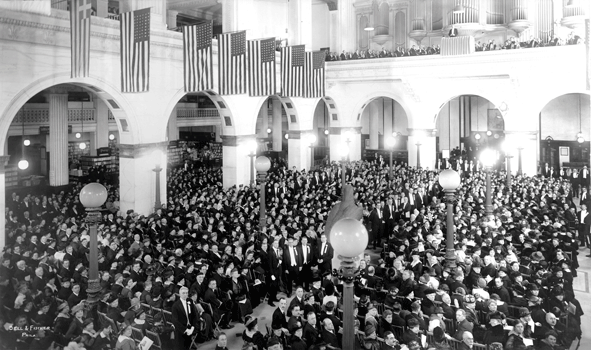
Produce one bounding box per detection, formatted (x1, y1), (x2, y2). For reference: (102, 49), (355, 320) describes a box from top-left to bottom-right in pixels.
(327, 30), (582, 63)
(1, 152), (590, 350)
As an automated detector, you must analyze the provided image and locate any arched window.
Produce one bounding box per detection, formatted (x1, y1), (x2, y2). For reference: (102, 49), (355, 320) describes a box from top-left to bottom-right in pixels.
(394, 11), (406, 48)
(376, 2), (390, 36)
(359, 15), (369, 49)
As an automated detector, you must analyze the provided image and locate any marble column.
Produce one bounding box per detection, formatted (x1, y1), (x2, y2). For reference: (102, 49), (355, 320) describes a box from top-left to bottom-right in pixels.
(288, 0), (313, 47)
(221, 135), (257, 188)
(95, 0), (108, 17)
(272, 99), (283, 151)
(0, 156), (10, 252)
(118, 142), (168, 216)
(384, 100), (393, 140)
(48, 92), (69, 187)
(258, 107), (269, 138)
(336, 0), (356, 53)
(95, 99), (109, 155)
(288, 131), (313, 171)
(167, 107), (179, 142)
(408, 129), (436, 170)
(167, 10), (178, 30)
(369, 100), (380, 150)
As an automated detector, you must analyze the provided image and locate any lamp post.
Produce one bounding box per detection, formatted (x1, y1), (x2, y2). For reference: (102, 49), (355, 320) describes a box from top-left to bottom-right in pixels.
(480, 149), (495, 217)
(79, 182), (108, 305)
(246, 140), (258, 186)
(438, 170), (461, 269)
(339, 145), (349, 195)
(255, 156), (271, 233)
(330, 218), (368, 350)
(151, 150), (164, 211)
(308, 133), (317, 170)
(517, 146), (523, 176)
(385, 135), (396, 179)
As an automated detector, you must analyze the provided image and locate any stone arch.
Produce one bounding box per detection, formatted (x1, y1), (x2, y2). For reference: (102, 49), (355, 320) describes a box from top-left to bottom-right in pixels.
(164, 89), (238, 138)
(431, 92), (505, 126)
(0, 73), (139, 153)
(250, 95), (301, 134)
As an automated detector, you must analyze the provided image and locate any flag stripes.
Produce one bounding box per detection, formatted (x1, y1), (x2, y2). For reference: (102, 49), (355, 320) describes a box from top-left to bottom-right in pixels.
(70, 0), (92, 78)
(183, 23), (213, 92)
(120, 8), (150, 93)
(281, 45), (305, 97)
(305, 51), (325, 98)
(218, 31), (246, 95)
(247, 38), (276, 96)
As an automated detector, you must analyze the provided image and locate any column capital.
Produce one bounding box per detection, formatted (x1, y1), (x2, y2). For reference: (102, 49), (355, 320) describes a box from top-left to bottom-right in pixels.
(329, 126), (362, 135)
(0, 156), (11, 173)
(118, 141), (169, 159)
(221, 135), (257, 147)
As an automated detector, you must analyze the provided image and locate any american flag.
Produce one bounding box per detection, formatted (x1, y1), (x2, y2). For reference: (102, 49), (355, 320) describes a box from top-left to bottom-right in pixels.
(305, 51), (325, 98)
(247, 38), (276, 96)
(183, 22), (213, 92)
(218, 31), (246, 95)
(281, 45), (305, 97)
(120, 8), (151, 93)
(70, 0), (92, 78)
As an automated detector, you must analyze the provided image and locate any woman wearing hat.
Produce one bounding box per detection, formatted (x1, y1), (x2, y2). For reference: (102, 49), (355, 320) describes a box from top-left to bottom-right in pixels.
(242, 316), (265, 350)
(505, 321), (531, 350)
(64, 303), (86, 341)
(115, 325), (145, 350)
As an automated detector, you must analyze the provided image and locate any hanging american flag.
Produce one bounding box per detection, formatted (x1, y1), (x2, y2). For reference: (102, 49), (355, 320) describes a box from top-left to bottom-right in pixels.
(305, 51), (326, 98)
(218, 31), (246, 95)
(183, 22), (213, 92)
(120, 8), (151, 93)
(281, 45), (305, 97)
(247, 38), (276, 96)
(70, 0), (92, 78)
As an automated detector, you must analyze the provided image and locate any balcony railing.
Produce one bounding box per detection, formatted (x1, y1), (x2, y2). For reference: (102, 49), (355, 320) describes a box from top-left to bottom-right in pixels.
(177, 108), (220, 119)
(13, 109), (98, 124)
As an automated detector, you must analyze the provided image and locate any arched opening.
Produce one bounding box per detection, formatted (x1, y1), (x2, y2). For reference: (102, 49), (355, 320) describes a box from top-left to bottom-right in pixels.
(376, 2), (390, 36)
(4, 83), (127, 191)
(538, 93), (590, 174)
(357, 97), (409, 164)
(253, 96), (293, 161)
(434, 95), (504, 171)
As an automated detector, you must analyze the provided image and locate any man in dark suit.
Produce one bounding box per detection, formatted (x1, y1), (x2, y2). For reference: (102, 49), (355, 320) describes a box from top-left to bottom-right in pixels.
(580, 166), (590, 187)
(203, 279), (231, 329)
(303, 311), (320, 348)
(298, 236), (314, 290)
(542, 163), (551, 177)
(321, 318), (339, 348)
(268, 239), (283, 306)
(171, 286), (200, 350)
(578, 204), (590, 249)
(316, 233), (333, 276)
(369, 202), (384, 249)
(383, 198), (396, 239)
(283, 236), (301, 296)
(272, 297), (288, 333)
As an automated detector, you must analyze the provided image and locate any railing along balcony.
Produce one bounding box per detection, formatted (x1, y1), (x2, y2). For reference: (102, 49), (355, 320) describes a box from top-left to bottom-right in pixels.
(177, 108), (220, 119)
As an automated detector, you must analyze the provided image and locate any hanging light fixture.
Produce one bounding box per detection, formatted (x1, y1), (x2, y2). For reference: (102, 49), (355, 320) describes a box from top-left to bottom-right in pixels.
(18, 109), (29, 170)
(453, 1), (465, 14)
(79, 99), (86, 150)
(576, 94), (585, 143)
(21, 110), (30, 147)
(364, 15), (374, 31)
(109, 133), (115, 141)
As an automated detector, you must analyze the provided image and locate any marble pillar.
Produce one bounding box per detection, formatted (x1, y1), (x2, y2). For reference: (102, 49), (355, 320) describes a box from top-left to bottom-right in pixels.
(95, 0), (108, 17)
(222, 135), (257, 188)
(336, 0), (356, 53)
(288, 0), (312, 47)
(272, 99), (283, 151)
(258, 107), (269, 138)
(48, 92), (69, 187)
(118, 142), (168, 216)
(95, 99), (109, 154)
(368, 100), (381, 149)
(167, 107), (179, 142)
(384, 100), (393, 139)
(0, 156), (10, 252)
(288, 131), (313, 171)
(167, 10), (178, 30)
